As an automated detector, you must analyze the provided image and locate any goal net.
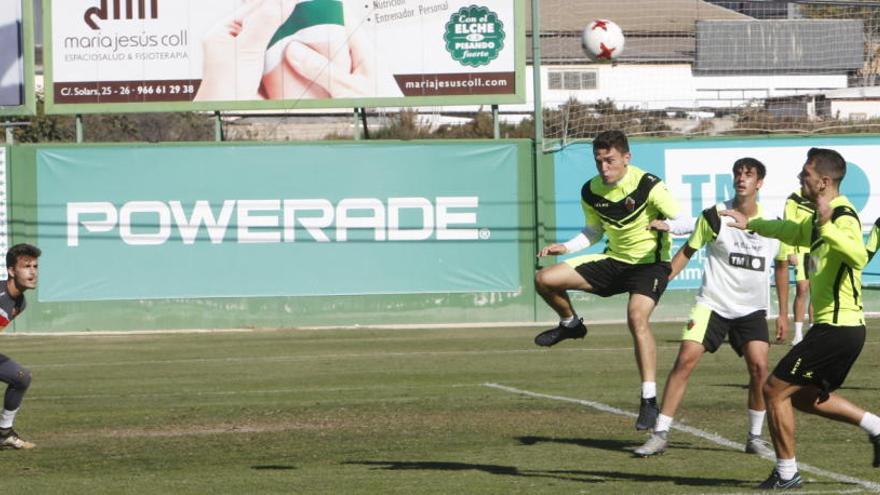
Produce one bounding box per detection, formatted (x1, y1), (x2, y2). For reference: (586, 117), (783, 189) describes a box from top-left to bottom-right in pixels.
(533, 0), (880, 151)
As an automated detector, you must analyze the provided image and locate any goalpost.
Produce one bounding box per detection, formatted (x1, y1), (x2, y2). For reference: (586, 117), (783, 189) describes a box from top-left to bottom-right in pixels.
(530, 0), (880, 152)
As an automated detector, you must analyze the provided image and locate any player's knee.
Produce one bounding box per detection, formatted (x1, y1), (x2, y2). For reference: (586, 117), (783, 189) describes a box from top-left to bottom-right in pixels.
(12, 367), (31, 391)
(534, 269), (548, 288)
(761, 380), (778, 402)
(747, 361), (768, 380)
(626, 313), (650, 334)
(672, 352), (699, 373)
(534, 268), (558, 292)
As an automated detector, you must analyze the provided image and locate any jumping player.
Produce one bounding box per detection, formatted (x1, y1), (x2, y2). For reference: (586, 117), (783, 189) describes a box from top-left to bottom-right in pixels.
(533, 130), (681, 430)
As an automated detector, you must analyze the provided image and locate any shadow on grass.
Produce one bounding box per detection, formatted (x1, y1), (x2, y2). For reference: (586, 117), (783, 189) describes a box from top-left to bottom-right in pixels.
(712, 383), (749, 390)
(251, 465), (297, 470)
(349, 460), (519, 475)
(517, 435), (639, 451)
(346, 460), (753, 488)
(516, 436), (729, 454)
(713, 383), (880, 392)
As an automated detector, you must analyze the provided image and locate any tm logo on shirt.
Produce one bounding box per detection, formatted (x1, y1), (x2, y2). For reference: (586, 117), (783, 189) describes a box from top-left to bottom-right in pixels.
(728, 252), (765, 272)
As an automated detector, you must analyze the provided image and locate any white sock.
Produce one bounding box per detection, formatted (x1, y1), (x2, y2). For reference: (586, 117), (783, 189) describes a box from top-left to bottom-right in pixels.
(859, 412), (880, 437)
(0, 408), (18, 429)
(794, 322), (803, 339)
(560, 315), (579, 327)
(748, 409), (765, 437)
(641, 382), (656, 399)
(654, 413), (673, 433)
(776, 458), (798, 480)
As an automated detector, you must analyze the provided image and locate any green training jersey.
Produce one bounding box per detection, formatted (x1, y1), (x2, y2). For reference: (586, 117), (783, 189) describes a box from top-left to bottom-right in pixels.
(867, 217), (880, 262)
(580, 165), (681, 265)
(748, 195), (866, 326)
(777, 191), (815, 260)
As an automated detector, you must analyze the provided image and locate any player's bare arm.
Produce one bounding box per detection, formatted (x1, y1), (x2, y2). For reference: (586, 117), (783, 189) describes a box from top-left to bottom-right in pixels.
(668, 244), (696, 280)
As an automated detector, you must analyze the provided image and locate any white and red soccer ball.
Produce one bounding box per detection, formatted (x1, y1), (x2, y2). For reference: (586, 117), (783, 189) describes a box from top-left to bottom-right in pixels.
(582, 19), (625, 61)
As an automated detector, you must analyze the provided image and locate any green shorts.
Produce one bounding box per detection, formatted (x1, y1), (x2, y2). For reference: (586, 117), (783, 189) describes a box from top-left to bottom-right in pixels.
(682, 304), (769, 357)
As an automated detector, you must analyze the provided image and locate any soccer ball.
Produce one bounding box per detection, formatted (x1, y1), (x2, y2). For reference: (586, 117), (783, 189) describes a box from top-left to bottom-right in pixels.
(582, 19), (625, 61)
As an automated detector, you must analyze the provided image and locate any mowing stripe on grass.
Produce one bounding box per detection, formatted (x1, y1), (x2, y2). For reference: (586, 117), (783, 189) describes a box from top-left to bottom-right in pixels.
(483, 383), (880, 492)
(28, 346), (683, 369)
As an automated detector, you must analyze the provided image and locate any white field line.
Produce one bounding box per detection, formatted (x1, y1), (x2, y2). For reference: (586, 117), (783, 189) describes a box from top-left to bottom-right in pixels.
(483, 383), (880, 493)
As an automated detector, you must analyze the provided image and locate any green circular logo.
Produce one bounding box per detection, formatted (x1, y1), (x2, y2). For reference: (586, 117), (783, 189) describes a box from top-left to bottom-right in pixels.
(444, 6), (505, 67)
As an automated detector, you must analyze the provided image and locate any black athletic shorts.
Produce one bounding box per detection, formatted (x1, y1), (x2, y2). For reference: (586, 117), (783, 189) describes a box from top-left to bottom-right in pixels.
(773, 323), (865, 399)
(682, 305), (768, 356)
(568, 255), (671, 302)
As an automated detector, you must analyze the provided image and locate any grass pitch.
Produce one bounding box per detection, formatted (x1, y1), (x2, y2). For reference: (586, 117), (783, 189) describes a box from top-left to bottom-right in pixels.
(3, 320), (880, 494)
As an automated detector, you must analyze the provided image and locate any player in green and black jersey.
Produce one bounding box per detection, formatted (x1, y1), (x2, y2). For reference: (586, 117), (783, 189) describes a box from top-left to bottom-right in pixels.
(724, 148), (880, 490)
(534, 130), (681, 431)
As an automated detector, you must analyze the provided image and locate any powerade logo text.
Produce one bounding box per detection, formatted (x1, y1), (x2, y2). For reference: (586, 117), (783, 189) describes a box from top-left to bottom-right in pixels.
(66, 197), (486, 246)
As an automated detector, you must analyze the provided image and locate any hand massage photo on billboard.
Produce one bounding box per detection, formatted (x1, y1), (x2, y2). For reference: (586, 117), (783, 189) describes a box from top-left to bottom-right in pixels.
(44, 0), (524, 113)
(0, 0), (36, 115)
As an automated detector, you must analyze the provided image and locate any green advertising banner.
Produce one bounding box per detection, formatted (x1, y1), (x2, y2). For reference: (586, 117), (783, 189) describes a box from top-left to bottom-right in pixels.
(37, 143), (521, 301)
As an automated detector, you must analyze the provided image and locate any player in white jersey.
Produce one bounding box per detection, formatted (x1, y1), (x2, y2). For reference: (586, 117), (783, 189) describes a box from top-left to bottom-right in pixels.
(635, 158), (784, 457)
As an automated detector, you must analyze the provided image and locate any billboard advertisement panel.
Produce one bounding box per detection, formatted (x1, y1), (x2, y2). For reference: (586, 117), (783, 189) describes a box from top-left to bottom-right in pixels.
(43, 0), (525, 114)
(553, 136), (880, 290)
(37, 142), (522, 301)
(0, 0), (35, 115)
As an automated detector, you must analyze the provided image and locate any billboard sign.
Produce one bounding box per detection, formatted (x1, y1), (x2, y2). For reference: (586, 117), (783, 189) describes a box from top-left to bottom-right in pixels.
(37, 142), (522, 301)
(0, 0), (36, 115)
(43, 0), (525, 114)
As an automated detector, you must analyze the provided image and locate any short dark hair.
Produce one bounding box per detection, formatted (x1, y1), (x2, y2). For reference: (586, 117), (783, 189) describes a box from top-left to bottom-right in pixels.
(6, 244), (41, 269)
(807, 147), (846, 184)
(592, 130), (629, 155)
(732, 157), (766, 179)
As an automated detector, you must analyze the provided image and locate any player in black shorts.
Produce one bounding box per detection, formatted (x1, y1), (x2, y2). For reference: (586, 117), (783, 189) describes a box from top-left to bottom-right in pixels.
(534, 130), (681, 430)
(724, 148), (880, 489)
